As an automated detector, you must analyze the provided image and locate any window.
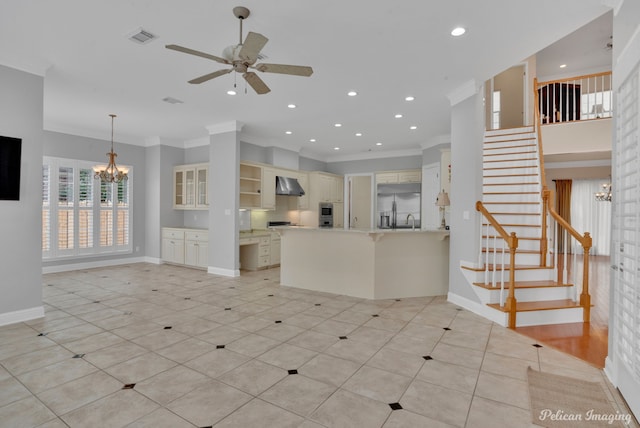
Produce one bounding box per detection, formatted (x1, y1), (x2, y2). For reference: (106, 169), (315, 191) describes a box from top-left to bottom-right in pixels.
(42, 157), (132, 259)
(492, 91), (501, 129)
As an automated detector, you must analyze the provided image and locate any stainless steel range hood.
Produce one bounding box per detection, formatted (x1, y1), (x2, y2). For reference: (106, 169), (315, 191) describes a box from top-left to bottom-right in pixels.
(275, 176), (305, 196)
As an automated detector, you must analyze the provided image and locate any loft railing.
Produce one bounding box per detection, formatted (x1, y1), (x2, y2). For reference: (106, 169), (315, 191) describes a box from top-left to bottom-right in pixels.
(476, 201), (519, 328)
(537, 72), (613, 125)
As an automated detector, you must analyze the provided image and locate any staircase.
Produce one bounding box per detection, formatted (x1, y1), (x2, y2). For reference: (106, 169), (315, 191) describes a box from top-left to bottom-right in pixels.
(460, 126), (585, 328)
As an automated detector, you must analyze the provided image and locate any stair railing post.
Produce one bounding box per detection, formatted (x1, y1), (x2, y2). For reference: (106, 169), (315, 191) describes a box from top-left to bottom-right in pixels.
(580, 232), (592, 322)
(506, 232), (519, 329)
(540, 189), (549, 266)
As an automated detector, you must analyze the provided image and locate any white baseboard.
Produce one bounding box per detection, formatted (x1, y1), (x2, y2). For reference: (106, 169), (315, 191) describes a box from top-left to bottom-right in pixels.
(42, 256), (149, 274)
(208, 266), (241, 277)
(447, 291), (507, 326)
(0, 306), (44, 327)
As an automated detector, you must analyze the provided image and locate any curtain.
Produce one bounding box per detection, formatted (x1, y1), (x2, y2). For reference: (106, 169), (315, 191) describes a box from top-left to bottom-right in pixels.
(555, 180), (572, 253)
(570, 179), (611, 256)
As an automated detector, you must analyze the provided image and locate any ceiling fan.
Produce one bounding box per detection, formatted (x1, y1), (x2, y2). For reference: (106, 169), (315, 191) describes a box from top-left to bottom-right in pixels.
(166, 6), (313, 95)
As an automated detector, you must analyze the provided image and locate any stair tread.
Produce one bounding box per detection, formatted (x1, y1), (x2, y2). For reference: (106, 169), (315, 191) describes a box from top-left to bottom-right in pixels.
(481, 248), (540, 254)
(482, 223), (541, 227)
(484, 150), (538, 157)
(484, 165), (540, 170)
(485, 212), (540, 215)
(483, 235), (541, 241)
(473, 280), (573, 289)
(487, 299), (583, 313)
(482, 201), (540, 205)
(484, 144), (537, 151)
(484, 173), (539, 178)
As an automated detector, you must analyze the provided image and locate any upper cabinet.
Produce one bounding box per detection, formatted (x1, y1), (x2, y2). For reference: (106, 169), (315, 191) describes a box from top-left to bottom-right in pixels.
(174, 163), (208, 210)
(310, 172), (343, 203)
(239, 163), (263, 209)
(261, 167), (277, 210)
(376, 169), (422, 184)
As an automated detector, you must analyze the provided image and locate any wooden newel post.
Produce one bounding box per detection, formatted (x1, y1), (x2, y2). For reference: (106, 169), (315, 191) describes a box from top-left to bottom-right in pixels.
(540, 188), (549, 267)
(581, 232), (592, 323)
(506, 232), (519, 329)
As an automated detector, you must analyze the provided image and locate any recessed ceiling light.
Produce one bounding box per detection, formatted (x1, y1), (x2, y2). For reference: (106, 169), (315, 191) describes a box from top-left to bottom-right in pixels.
(334, 147), (340, 150)
(347, 91), (358, 97)
(376, 142), (382, 146)
(560, 64), (567, 68)
(309, 139), (316, 142)
(334, 123), (342, 127)
(451, 27), (466, 37)
(285, 131), (292, 135)
(227, 90), (236, 95)
(405, 96), (415, 101)
(287, 104), (296, 108)
(410, 126), (417, 130)
(355, 133), (362, 137)
(395, 114), (403, 118)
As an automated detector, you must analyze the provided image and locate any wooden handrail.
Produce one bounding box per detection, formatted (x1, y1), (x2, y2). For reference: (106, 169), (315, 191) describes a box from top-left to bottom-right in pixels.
(537, 71), (612, 87)
(533, 78), (547, 190)
(476, 201), (517, 248)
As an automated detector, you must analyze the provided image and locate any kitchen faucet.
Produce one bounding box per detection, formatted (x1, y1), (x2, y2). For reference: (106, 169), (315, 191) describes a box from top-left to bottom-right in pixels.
(406, 213), (416, 230)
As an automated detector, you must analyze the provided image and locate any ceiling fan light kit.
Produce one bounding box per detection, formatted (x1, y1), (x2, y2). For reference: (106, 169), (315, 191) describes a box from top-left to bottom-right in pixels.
(166, 6), (313, 95)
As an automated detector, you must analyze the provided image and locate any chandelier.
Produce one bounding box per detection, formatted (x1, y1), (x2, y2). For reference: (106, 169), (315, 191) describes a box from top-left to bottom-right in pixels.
(93, 114), (128, 183)
(594, 182), (611, 202)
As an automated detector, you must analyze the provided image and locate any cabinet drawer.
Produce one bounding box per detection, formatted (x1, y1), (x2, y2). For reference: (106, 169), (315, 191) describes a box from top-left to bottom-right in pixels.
(258, 236), (271, 246)
(258, 255), (271, 266)
(185, 230), (208, 241)
(163, 229), (185, 239)
(259, 245), (270, 257)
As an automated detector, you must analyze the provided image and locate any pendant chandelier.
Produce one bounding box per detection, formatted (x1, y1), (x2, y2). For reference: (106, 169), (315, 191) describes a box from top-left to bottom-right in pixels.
(594, 182), (612, 202)
(93, 114), (128, 183)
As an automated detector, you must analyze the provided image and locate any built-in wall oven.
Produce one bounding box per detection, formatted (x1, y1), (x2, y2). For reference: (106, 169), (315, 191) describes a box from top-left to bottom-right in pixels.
(319, 202), (333, 228)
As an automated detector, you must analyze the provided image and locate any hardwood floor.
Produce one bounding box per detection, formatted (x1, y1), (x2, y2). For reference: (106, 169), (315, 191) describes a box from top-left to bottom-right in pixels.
(516, 255), (610, 368)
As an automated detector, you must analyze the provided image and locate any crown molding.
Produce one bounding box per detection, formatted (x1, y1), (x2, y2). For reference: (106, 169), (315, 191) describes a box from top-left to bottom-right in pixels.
(205, 121), (244, 135)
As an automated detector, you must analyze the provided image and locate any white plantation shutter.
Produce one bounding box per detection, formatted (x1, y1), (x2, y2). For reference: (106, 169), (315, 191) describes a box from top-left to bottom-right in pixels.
(42, 157), (132, 259)
(612, 64), (640, 384)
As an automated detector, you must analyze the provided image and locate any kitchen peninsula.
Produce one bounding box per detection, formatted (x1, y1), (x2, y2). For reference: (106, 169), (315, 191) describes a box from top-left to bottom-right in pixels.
(276, 227), (449, 299)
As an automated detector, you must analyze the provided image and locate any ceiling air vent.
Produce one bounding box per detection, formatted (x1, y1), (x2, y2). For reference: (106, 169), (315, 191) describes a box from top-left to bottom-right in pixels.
(127, 27), (157, 44)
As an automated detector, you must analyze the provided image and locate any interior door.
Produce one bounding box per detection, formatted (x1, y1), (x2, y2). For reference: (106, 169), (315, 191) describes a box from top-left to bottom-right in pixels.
(348, 175), (372, 229)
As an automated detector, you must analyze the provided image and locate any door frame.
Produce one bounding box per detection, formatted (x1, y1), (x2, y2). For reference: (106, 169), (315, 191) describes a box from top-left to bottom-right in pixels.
(344, 173), (375, 229)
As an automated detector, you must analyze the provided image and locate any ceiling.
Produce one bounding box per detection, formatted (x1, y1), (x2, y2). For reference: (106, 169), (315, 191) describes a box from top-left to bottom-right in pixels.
(0, 1), (612, 161)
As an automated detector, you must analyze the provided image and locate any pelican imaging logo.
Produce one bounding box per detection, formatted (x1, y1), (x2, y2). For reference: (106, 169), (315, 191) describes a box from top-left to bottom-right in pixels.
(538, 409), (632, 425)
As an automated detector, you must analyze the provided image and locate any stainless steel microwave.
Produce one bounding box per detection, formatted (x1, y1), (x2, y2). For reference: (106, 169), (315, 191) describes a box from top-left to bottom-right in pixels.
(319, 202), (333, 228)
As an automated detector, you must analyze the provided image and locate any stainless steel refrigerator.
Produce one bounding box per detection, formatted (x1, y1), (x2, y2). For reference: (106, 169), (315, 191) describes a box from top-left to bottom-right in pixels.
(377, 183), (421, 229)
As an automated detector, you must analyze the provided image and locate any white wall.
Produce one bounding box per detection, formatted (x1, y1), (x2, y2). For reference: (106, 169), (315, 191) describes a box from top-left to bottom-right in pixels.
(541, 119), (612, 155)
(447, 90), (485, 302)
(0, 65), (44, 324)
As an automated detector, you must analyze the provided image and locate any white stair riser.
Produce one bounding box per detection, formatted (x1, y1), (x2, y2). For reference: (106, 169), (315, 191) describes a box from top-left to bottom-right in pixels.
(479, 203), (541, 213)
(515, 307), (583, 327)
(469, 267), (556, 283)
(482, 251), (541, 265)
(483, 175), (540, 185)
(478, 286), (574, 304)
(483, 153), (538, 163)
(484, 130), (535, 140)
(484, 145), (537, 156)
(482, 238), (541, 251)
(483, 226), (542, 239)
(483, 166), (540, 175)
(485, 214), (541, 225)
(482, 194), (539, 203)
(483, 184), (541, 194)
(484, 159), (539, 168)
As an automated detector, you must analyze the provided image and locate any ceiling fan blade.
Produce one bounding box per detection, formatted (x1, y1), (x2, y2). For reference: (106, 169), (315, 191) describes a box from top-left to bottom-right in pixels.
(243, 72), (271, 94)
(166, 44), (229, 65)
(255, 63), (313, 77)
(239, 32), (268, 62)
(188, 68), (232, 84)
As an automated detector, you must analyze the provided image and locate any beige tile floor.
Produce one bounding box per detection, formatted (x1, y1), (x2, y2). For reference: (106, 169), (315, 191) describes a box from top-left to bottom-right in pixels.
(0, 263), (637, 428)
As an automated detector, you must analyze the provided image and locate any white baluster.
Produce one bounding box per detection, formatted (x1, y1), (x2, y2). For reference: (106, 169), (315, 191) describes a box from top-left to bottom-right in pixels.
(552, 218), (558, 281)
(478, 213), (483, 267)
(500, 240), (506, 307)
(492, 235), (497, 288)
(484, 223), (490, 285)
(563, 229), (568, 284)
(572, 237), (578, 301)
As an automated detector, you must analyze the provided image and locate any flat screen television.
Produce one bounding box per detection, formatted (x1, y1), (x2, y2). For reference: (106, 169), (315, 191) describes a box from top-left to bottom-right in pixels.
(0, 135), (22, 200)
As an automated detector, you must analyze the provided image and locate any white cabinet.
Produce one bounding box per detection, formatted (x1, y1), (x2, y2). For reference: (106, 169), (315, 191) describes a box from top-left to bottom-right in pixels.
(376, 169), (421, 184)
(162, 228), (185, 264)
(162, 228), (208, 269)
(185, 230), (209, 268)
(261, 167), (277, 210)
(239, 234), (272, 270)
(240, 163), (262, 209)
(296, 172), (309, 209)
(333, 202), (344, 228)
(174, 163), (208, 210)
(270, 232), (281, 265)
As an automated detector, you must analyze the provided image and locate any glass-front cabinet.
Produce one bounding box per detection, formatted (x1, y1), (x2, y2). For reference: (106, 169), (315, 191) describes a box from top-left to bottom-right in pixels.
(174, 163), (208, 210)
